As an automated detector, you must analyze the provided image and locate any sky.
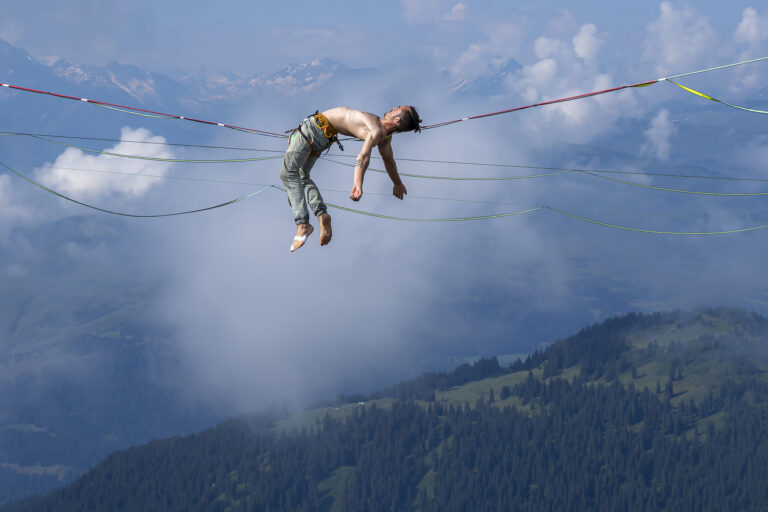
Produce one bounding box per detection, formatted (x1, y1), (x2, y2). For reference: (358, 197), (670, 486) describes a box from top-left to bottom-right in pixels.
(1, 1), (764, 75)
(2, 0), (768, 412)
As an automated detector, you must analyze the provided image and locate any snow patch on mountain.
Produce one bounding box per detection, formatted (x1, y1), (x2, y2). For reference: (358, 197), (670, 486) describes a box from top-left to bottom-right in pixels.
(250, 58), (341, 96)
(1, 38), (362, 107)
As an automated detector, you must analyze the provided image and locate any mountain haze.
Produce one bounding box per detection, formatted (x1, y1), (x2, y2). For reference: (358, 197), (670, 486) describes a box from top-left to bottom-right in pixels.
(0, 39), (378, 505)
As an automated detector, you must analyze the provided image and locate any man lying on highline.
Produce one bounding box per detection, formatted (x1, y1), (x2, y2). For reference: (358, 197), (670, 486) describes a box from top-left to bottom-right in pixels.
(281, 106), (422, 252)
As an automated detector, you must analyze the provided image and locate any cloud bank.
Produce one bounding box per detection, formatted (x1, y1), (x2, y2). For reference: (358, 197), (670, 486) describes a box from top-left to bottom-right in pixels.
(643, 2), (716, 77)
(36, 127), (174, 202)
(5, 2), (768, 417)
(642, 108), (677, 160)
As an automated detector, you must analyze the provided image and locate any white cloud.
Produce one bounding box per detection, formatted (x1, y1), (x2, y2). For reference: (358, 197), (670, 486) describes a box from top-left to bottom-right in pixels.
(0, 174), (34, 235)
(503, 24), (640, 144)
(401, 0), (443, 24)
(450, 21), (525, 80)
(732, 7), (768, 90)
(0, 174), (13, 207)
(534, 36), (569, 60)
(643, 2), (716, 77)
(515, 23), (604, 104)
(516, 58), (558, 102)
(734, 7), (768, 46)
(572, 24), (603, 62)
(733, 137), (768, 177)
(642, 108), (677, 160)
(441, 3), (468, 22)
(36, 127), (174, 202)
(402, 0), (466, 24)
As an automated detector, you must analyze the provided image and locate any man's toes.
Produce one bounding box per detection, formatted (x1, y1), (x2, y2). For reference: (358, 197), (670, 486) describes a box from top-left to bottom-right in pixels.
(290, 237), (307, 252)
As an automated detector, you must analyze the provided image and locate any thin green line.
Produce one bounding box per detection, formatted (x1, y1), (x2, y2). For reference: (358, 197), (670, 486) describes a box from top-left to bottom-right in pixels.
(0, 160), (270, 217)
(582, 171), (768, 196)
(326, 203), (542, 222)
(544, 207), (768, 235)
(28, 135), (283, 164)
(92, 102), (179, 119)
(321, 157), (574, 181)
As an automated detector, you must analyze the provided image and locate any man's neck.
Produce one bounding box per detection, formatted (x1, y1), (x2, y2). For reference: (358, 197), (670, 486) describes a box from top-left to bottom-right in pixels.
(380, 118), (399, 136)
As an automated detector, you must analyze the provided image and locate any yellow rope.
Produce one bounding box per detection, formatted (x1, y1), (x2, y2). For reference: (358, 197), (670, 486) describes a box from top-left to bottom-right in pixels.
(667, 79), (768, 114)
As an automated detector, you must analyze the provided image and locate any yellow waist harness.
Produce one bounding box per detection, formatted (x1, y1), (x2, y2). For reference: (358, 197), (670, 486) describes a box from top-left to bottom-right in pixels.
(313, 112), (338, 139)
(286, 111), (344, 155)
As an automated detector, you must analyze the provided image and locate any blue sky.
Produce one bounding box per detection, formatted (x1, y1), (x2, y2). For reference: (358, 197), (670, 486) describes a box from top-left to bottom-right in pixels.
(2, 1), (765, 75)
(3, 1), (768, 409)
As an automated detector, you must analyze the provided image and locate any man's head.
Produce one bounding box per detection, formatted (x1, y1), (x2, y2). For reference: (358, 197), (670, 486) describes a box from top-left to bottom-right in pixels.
(386, 105), (422, 133)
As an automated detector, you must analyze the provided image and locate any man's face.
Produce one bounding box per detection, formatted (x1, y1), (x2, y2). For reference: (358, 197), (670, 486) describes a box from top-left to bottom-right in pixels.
(385, 105), (410, 120)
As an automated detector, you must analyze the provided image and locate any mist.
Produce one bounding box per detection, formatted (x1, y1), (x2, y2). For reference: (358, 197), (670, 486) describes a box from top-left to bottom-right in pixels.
(3, 2), (768, 419)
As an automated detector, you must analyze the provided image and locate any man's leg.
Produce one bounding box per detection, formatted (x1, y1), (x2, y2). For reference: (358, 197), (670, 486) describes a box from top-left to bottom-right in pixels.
(299, 153), (332, 246)
(280, 133), (314, 252)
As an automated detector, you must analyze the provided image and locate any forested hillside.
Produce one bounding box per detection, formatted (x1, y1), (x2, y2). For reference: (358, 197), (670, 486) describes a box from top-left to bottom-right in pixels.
(7, 308), (768, 511)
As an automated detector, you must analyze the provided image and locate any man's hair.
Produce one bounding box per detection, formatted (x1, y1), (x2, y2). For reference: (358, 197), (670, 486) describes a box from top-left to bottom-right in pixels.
(398, 106), (422, 133)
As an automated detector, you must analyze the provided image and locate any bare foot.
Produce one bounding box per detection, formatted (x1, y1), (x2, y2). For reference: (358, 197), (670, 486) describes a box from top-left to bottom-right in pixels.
(290, 224), (314, 252)
(318, 213), (332, 246)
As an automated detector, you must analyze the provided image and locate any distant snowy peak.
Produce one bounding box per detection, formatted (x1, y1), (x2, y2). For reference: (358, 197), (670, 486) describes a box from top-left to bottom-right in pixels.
(1, 37), (361, 106)
(169, 68), (237, 101)
(41, 59), (184, 103)
(91, 62), (160, 100)
(250, 58), (341, 96)
(41, 56), (92, 83)
(179, 58), (353, 99)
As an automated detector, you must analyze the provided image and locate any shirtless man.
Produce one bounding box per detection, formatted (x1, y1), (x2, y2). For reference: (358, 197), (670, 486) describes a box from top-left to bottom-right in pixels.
(280, 105), (421, 252)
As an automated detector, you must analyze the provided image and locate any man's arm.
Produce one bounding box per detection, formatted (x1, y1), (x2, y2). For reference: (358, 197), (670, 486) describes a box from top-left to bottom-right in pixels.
(349, 134), (376, 201)
(378, 137), (407, 200)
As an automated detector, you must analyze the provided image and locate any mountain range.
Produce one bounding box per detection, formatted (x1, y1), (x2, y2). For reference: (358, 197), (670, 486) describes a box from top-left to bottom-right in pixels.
(4, 307), (768, 511)
(1, 38), (372, 107)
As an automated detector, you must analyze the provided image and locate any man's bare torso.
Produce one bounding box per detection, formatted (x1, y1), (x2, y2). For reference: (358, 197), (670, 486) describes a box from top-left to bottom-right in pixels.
(322, 107), (388, 145)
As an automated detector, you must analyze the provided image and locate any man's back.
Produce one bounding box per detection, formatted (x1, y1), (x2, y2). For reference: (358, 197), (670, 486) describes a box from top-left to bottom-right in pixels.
(322, 107), (386, 144)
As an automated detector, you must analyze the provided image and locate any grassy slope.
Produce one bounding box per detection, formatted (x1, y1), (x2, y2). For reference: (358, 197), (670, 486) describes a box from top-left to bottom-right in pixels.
(292, 309), (768, 509)
(279, 307), (768, 441)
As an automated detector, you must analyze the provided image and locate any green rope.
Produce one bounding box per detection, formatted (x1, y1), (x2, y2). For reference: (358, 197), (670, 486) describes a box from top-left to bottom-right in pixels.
(323, 156), (768, 195)
(27, 162), (761, 221)
(327, 202), (542, 222)
(321, 157), (574, 181)
(27, 134), (284, 164)
(92, 102), (179, 119)
(544, 206), (768, 235)
(0, 160), (269, 217)
(666, 79), (768, 115)
(270, 183), (540, 221)
(580, 170), (768, 196)
(7, 159), (768, 232)
(0, 131), (287, 154)
(18, 162), (274, 187)
(9, 131), (768, 187)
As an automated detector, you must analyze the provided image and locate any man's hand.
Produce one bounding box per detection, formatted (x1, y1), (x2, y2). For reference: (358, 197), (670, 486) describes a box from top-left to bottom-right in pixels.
(393, 182), (407, 200)
(349, 184), (363, 201)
